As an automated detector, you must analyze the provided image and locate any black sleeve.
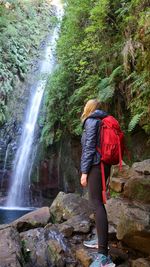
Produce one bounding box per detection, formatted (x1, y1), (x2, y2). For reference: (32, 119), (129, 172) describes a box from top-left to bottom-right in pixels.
(81, 118), (100, 174)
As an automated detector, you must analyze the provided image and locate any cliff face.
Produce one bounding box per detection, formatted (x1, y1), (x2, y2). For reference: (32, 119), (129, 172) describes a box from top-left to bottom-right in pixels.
(30, 137), (82, 205)
(0, 0), (55, 198)
(42, 0), (150, 150)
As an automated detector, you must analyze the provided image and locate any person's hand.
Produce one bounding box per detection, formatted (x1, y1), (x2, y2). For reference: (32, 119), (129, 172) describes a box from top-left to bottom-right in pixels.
(80, 173), (88, 187)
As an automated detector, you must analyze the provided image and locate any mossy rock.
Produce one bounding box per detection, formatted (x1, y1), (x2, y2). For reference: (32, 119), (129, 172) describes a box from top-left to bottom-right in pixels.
(123, 176), (150, 204)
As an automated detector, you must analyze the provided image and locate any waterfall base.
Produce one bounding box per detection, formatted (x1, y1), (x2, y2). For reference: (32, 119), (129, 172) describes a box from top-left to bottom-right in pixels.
(0, 207), (35, 224)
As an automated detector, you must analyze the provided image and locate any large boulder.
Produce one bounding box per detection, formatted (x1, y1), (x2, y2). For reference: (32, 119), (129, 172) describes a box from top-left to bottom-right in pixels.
(49, 191), (93, 222)
(12, 207), (51, 232)
(0, 226), (22, 267)
(123, 159), (150, 204)
(130, 159), (150, 176)
(18, 192), (95, 267)
(123, 175), (150, 203)
(20, 225), (79, 267)
(106, 198), (150, 254)
(20, 227), (49, 267)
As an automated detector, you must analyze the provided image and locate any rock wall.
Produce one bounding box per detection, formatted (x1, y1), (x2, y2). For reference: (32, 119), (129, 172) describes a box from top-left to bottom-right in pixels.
(31, 137), (82, 206)
(0, 75), (38, 201)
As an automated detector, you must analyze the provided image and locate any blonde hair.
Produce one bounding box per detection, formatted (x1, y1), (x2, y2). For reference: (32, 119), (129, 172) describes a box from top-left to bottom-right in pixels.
(81, 99), (101, 122)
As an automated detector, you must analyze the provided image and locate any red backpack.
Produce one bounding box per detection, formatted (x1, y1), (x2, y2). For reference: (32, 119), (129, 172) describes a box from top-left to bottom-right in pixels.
(97, 115), (125, 204)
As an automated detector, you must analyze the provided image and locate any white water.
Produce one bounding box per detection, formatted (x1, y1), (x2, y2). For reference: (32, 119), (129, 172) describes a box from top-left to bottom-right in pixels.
(6, 0), (64, 208)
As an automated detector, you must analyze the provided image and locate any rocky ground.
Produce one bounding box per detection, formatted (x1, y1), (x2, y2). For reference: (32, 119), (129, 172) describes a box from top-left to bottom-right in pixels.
(0, 159), (150, 267)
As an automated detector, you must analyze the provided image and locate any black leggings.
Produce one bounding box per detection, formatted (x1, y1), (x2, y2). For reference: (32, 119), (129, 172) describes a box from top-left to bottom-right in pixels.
(88, 164), (110, 256)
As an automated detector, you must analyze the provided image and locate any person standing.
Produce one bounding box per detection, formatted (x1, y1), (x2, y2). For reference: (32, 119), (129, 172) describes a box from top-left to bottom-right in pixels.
(80, 99), (115, 267)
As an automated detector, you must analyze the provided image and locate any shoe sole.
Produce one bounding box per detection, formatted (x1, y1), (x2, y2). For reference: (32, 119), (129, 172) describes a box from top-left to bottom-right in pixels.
(83, 243), (98, 249)
(101, 263), (116, 267)
(83, 243), (110, 250)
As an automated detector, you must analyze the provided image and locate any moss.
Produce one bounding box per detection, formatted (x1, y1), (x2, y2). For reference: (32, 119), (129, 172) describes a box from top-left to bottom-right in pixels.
(49, 212), (58, 224)
(131, 181), (150, 202)
(20, 240), (31, 265)
(47, 242), (63, 265)
(110, 189), (121, 198)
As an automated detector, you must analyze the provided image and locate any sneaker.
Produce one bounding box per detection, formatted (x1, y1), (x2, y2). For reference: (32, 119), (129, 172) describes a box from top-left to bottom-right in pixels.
(83, 239), (98, 249)
(83, 239), (110, 250)
(89, 253), (115, 267)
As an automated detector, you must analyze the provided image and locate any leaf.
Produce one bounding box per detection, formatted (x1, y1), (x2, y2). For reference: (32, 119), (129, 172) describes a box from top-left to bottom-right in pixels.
(128, 113), (144, 132)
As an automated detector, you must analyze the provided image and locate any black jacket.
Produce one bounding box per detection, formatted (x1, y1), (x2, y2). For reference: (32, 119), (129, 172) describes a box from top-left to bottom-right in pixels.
(81, 109), (108, 174)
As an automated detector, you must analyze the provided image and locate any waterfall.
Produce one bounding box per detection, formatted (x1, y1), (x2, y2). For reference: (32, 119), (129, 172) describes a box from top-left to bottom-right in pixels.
(6, 0), (64, 208)
(0, 144), (10, 189)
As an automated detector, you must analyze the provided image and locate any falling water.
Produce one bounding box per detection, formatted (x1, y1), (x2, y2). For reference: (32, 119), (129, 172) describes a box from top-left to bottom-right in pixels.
(6, 0), (64, 208)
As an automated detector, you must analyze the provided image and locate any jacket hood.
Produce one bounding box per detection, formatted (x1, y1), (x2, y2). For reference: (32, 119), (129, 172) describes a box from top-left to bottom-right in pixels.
(82, 109), (108, 127)
(88, 109), (108, 119)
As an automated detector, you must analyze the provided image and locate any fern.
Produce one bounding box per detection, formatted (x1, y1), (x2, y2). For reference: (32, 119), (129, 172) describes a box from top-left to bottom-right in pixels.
(128, 113), (144, 132)
(109, 66), (123, 82)
(98, 84), (115, 102)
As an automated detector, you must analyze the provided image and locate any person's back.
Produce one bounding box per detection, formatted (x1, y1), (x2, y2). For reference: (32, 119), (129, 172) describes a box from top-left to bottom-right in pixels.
(80, 99), (115, 267)
(81, 109), (108, 173)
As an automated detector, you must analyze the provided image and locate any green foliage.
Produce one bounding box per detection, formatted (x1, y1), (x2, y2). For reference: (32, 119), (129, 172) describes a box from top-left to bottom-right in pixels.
(98, 66), (123, 102)
(0, 0), (55, 126)
(128, 113), (144, 132)
(110, 190), (120, 198)
(21, 240), (31, 264)
(42, 0), (150, 145)
(41, 66), (71, 145)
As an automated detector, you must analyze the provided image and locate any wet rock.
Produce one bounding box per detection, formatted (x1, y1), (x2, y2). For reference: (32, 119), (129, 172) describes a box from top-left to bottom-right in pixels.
(12, 206), (51, 232)
(20, 226), (77, 267)
(20, 228), (48, 267)
(106, 198), (150, 254)
(0, 226), (22, 267)
(0, 139), (16, 193)
(50, 191), (93, 222)
(123, 175), (150, 204)
(131, 258), (150, 267)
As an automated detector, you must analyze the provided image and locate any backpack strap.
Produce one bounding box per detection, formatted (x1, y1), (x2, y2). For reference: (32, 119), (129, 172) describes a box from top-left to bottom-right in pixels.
(117, 134), (122, 171)
(96, 119), (107, 204)
(100, 161), (107, 204)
